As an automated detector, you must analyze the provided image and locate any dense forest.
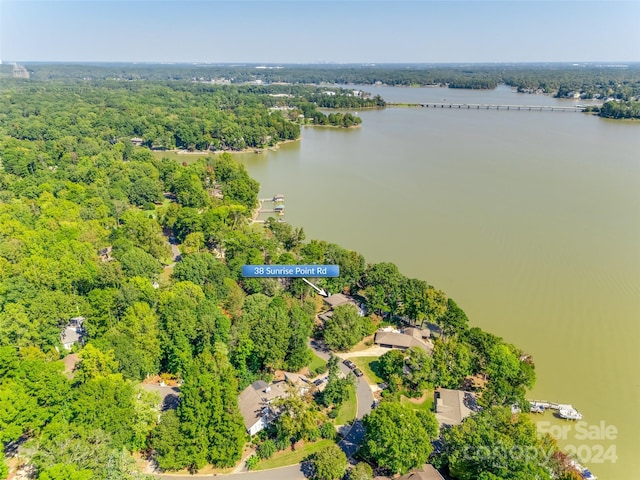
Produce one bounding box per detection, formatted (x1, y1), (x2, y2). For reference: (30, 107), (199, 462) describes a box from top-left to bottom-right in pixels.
(0, 80), (380, 154)
(0, 73), (590, 479)
(4, 62), (640, 100)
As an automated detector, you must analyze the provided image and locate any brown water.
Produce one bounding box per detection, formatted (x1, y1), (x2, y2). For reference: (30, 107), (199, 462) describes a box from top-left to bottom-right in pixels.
(239, 85), (640, 478)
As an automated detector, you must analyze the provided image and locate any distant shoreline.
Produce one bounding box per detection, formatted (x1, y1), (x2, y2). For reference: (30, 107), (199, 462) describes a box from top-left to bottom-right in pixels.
(151, 138), (302, 157)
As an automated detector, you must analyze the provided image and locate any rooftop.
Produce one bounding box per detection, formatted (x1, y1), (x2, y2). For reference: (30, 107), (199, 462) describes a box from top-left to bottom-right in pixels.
(434, 388), (478, 426)
(374, 331), (434, 354)
(323, 293), (358, 309)
(238, 380), (288, 431)
(140, 383), (181, 411)
(398, 464), (445, 480)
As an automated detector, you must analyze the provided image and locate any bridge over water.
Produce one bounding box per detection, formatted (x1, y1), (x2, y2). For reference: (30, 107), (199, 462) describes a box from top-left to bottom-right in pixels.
(417, 103), (586, 112)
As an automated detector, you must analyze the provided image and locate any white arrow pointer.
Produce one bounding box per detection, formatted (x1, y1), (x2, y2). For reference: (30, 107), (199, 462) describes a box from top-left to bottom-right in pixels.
(302, 278), (329, 297)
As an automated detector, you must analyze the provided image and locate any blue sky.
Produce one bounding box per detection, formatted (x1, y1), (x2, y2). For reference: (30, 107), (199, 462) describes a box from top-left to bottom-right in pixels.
(1, 1), (639, 63)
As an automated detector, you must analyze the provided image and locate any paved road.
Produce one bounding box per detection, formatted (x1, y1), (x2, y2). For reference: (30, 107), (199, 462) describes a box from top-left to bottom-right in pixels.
(308, 340), (374, 459)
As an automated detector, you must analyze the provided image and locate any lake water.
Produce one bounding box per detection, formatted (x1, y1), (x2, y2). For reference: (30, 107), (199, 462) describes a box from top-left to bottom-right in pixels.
(239, 85), (640, 479)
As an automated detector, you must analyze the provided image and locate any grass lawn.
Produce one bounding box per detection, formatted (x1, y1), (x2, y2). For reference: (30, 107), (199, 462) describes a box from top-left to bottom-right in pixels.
(351, 356), (384, 385)
(401, 388), (435, 412)
(334, 386), (357, 425)
(254, 439), (334, 470)
(308, 351), (327, 375)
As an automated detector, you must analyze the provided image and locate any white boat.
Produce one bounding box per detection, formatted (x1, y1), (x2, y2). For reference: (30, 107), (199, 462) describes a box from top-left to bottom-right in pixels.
(558, 404), (583, 420)
(569, 460), (598, 480)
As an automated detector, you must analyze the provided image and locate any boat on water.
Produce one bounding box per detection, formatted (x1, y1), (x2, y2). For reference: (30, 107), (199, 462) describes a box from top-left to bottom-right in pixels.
(558, 404), (583, 420)
(530, 402), (545, 414)
(570, 460), (598, 479)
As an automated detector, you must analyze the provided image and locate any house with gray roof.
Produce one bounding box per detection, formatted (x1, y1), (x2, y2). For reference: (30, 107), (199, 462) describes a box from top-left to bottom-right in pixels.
(375, 464), (444, 480)
(374, 327), (434, 355)
(238, 380), (288, 436)
(434, 388), (478, 426)
(319, 293), (364, 322)
(61, 316), (86, 351)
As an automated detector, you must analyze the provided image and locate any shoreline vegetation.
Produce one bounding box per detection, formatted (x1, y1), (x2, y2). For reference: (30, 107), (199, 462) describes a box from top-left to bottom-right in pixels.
(0, 64), (626, 479)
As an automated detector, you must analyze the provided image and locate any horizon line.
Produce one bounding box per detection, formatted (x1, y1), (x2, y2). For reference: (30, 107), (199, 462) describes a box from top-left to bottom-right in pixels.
(4, 60), (640, 66)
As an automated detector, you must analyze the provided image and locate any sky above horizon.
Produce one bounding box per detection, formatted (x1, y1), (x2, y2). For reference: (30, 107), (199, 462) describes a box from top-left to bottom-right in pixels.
(1, 1), (639, 64)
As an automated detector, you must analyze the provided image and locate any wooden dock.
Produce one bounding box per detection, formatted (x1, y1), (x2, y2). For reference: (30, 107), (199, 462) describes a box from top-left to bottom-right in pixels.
(528, 400), (561, 410)
(252, 195), (286, 224)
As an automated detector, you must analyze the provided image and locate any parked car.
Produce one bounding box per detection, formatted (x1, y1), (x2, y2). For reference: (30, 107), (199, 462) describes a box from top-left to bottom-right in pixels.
(343, 359), (356, 370)
(378, 382), (388, 390)
(313, 377), (328, 386)
(353, 368), (364, 377)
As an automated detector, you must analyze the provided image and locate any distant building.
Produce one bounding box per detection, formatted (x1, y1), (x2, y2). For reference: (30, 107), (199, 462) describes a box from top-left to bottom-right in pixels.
(434, 388), (478, 427)
(98, 246), (113, 262)
(61, 316), (86, 350)
(130, 137), (144, 146)
(374, 327), (434, 354)
(12, 64), (30, 79)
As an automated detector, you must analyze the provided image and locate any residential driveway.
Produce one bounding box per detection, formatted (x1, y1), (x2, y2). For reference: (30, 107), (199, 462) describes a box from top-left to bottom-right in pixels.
(308, 340), (374, 460)
(308, 339), (375, 421)
(338, 346), (393, 358)
(156, 464), (306, 479)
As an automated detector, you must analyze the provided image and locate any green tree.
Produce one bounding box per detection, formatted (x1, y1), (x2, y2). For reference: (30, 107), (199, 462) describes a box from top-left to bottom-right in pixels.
(440, 298), (469, 337)
(481, 344), (535, 408)
(323, 304), (366, 351)
(74, 344), (119, 383)
(404, 346), (432, 394)
(362, 402), (435, 475)
(273, 388), (321, 444)
(431, 339), (472, 389)
(117, 247), (163, 280)
(285, 305), (313, 372)
(257, 439), (276, 459)
(438, 407), (552, 480)
(377, 349), (405, 381)
(311, 444), (347, 480)
(152, 348), (245, 470)
(361, 262), (403, 315)
(349, 462), (373, 480)
(149, 410), (185, 471)
(249, 297), (291, 370)
(38, 464), (93, 480)
(71, 374), (150, 450)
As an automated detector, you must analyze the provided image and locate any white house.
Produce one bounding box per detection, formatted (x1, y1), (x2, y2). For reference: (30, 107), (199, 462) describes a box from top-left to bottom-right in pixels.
(61, 316), (86, 350)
